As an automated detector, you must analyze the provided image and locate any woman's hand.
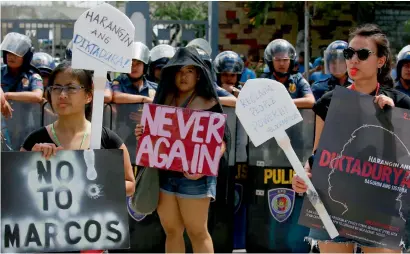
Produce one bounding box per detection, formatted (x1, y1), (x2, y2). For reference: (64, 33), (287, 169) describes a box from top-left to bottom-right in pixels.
(32, 143), (63, 160)
(134, 124), (144, 141)
(184, 172), (204, 180)
(374, 95), (394, 109)
(220, 142), (226, 157)
(292, 160), (312, 194)
(1, 100), (13, 119)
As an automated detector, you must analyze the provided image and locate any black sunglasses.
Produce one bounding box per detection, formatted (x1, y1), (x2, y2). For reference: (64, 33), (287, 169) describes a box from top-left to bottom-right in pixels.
(343, 47), (375, 61)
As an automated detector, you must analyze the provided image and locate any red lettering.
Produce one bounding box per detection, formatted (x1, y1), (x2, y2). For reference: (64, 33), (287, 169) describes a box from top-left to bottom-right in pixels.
(329, 153), (339, 169)
(381, 166), (392, 184)
(362, 162), (373, 177)
(372, 165), (382, 181)
(400, 171), (410, 189)
(319, 150), (331, 167)
(393, 168), (404, 185)
(345, 156), (354, 173)
(337, 156), (345, 172)
(350, 159), (361, 176)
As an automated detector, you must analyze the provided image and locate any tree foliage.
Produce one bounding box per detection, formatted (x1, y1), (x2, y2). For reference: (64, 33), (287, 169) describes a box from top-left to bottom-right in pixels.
(149, 2), (208, 46)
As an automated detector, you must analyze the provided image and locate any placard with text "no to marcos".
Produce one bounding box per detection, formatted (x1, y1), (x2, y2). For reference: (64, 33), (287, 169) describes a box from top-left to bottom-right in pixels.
(1, 150), (129, 253)
(136, 104), (227, 176)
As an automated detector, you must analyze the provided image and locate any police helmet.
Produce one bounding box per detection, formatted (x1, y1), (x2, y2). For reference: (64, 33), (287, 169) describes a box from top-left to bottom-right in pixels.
(148, 44), (175, 82)
(31, 52), (56, 75)
(324, 40), (348, 76)
(214, 51), (244, 74)
(264, 39), (296, 76)
(1, 32), (34, 70)
(396, 45), (410, 81)
(186, 38), (212, 56)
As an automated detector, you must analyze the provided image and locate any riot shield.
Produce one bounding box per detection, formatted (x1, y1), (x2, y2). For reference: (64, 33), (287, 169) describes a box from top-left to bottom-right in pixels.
(246, 109), (315, 252)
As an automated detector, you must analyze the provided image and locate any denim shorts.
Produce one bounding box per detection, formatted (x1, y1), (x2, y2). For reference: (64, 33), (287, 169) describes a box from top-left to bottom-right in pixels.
(159, 172), (216, 200)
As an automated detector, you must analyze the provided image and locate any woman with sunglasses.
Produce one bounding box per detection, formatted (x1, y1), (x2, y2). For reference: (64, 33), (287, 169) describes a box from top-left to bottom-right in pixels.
(292, 24), (410, 253)
(20, 61), (135, 194)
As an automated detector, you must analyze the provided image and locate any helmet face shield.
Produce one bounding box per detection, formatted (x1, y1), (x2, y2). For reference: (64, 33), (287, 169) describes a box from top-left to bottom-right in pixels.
(1, 32), (32, 57)
(324, 49), (347, 76)
(150, 44), (175, 62)
(132, 42), (150, 64)
(187, 38), (212, 56)
(214, 51), (244, 74)
(264, 39), (296, 75)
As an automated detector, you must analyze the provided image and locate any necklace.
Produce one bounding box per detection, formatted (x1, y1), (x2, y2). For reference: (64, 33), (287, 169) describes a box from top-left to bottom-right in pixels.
(51, 122), (88, 149)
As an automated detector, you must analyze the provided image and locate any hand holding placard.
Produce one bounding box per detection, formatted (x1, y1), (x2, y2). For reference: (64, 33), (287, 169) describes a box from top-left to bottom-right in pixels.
(235, 78), (339, 239)
(72, 3), (135, 149)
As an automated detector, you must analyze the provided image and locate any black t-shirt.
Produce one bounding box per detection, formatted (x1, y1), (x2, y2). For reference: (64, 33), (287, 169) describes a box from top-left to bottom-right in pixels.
(22, 126), (123, 151)
(313, 85), (410, 121)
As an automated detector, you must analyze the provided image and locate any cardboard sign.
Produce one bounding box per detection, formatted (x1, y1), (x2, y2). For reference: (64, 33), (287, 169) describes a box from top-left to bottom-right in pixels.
(72, 3), (135, 149)
(72, 3), (134, 73)
(236, 78), (339, 239)
(1, 150), (130, 253)
(135, 104), (227, 176)
(236, 78), (303, 147)
(299, 87), (410, 248)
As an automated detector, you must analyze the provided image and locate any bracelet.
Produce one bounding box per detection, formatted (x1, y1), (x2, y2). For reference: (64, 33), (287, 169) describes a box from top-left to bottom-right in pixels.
(141, 97), (144, 103)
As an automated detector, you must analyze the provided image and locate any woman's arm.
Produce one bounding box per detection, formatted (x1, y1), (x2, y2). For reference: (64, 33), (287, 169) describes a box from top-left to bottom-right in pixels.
(119, 144), (136, 196)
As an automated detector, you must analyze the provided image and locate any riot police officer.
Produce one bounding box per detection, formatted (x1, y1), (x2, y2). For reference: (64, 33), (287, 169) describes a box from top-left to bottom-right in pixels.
(214, 51), (244, 98)
(31, 52), (56, 88)
(147, 44), (176, 84)
(192, 47), (237, 107)
(311, 40), (353, 101)
(394, 45), (410, 96)
(112, 42), (157, 104)
(261, 39), (315, 108)
(1, 32), (43, 104)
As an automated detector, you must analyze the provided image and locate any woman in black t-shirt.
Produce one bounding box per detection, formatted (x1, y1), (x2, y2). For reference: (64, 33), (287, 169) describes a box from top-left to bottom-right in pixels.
(21, 61), (135, 197)
(292, 24), (410, 253)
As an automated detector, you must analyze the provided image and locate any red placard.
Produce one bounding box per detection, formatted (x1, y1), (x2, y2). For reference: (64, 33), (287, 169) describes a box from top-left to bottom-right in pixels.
(135, 104), (227, 176)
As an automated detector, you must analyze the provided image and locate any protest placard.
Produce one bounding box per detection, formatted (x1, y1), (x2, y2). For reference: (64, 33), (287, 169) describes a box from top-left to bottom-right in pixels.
(299, 86), (410, 249)
(1, 150), (129, 253)
(236, 78), (339, 238)
(135, 104), (227, 176)
(71, 3), (135, 149)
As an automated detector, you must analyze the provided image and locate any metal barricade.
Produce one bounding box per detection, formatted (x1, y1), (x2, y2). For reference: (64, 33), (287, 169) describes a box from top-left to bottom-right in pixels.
(1, 101), (42, 151)
(246, 109), (315, 252)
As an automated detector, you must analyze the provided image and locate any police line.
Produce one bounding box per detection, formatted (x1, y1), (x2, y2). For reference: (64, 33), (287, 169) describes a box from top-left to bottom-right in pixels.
(1, 101), (315, 252)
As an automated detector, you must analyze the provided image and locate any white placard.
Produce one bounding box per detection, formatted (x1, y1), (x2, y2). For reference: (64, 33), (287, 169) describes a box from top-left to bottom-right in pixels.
(236, 78), (339, 239)
(72, 3), (135, 149)
(235, 78), (302, 147)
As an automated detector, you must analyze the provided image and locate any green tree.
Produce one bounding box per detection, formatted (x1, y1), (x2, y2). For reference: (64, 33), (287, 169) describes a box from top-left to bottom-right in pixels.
(149, 2), (208, 46)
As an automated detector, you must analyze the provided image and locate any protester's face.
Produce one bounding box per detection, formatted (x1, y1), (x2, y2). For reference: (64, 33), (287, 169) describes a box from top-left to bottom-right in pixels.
(154, 67), (162, 81)
(273, 53), (291, 73)
(402, 62), (410, 80)
(329, 59), (347, 78)
(221, 72), (237, 86)
(346, 36), (385, 82)
(6, 52), (24, 69)
(50, 69), (91, 116)
(175, 65), (199, 93)
(130, 59), (144, 78)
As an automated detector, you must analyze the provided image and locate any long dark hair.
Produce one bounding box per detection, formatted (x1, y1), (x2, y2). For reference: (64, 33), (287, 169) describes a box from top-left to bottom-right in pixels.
(349, 24), (393, 88)
(46, 60), (94, 120)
